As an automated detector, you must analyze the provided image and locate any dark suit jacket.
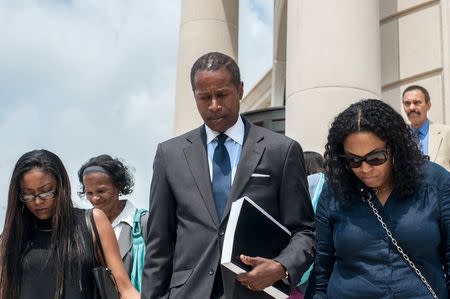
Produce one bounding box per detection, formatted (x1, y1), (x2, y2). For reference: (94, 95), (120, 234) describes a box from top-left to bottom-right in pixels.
(142, 118), (315, 299)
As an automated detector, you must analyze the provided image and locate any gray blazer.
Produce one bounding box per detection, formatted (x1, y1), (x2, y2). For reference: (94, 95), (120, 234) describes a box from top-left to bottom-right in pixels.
(141, 119), (315, 299)
(118, 210), (149, 275)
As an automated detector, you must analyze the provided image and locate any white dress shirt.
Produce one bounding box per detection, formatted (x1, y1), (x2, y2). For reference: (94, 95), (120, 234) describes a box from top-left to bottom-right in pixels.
(111, 199), (137, 240)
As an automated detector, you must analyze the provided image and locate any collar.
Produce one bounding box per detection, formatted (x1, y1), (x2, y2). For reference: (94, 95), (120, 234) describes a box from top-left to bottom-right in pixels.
(417, 119), (430, 136)
(205, 115), (244, 145)
(111, 199), (136, 228)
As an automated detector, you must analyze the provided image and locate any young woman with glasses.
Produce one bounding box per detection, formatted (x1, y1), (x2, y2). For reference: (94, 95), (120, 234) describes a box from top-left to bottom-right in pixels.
(0, 150), (140, 299)
(305, 99), (450, 299)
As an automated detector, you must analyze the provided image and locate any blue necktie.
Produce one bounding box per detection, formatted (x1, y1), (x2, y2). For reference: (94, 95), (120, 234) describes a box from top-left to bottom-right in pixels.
(414, 129), (424, 152)
(212, 133), (231, 219)
(416, 129), (422, 139)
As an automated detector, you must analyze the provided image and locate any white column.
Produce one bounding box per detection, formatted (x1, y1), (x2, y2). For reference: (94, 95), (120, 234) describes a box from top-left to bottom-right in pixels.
(285, 0), (381, 153)
(442, 0), (450, 124)
(272, 0), (287, 107)
(174, 0), (239, 135)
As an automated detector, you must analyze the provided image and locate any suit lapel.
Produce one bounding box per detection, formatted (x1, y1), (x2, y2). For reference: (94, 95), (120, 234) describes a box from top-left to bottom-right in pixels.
(118, 224), (132, 259)
(184, 126), (220, 227)
(428, 123), (443, 162)
(221, 123), (265, 223)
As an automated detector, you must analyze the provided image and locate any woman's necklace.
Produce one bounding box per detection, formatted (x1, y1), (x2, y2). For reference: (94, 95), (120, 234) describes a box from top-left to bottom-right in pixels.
(372, 186), (389, 195)
(372, 184), (393, 205)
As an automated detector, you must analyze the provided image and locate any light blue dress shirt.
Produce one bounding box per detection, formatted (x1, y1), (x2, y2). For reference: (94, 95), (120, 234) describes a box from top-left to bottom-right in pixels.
(205, 116), (244, 183)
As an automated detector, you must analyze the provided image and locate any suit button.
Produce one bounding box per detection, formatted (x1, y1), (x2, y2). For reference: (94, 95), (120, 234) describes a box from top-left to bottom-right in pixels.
(219, 231), (225, 237)
(209, 269), (214, 275)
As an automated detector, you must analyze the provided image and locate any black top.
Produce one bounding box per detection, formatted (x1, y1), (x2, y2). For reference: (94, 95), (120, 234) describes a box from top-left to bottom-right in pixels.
(20, 208), (97, 299)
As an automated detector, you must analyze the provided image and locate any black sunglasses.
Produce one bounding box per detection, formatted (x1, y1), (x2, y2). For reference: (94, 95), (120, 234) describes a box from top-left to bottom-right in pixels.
(341, 148), (389, 168)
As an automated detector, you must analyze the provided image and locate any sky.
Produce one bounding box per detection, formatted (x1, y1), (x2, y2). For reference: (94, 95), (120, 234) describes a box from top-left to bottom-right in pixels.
(0, 0), (273, 230)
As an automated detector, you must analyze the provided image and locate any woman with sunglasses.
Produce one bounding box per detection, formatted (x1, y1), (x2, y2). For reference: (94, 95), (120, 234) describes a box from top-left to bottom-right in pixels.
(0, 149), (140, 299)
(305, 99), (450, 299)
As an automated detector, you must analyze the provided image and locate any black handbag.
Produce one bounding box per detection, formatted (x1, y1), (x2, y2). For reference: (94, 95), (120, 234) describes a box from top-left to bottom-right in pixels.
(85, 209), (121, 299)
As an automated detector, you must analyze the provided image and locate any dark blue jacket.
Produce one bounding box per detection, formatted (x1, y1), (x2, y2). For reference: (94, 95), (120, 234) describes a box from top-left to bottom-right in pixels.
(306, 162), (450, 299)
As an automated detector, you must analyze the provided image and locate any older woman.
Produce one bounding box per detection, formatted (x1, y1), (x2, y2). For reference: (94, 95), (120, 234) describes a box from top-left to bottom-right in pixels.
(305, 99), (449, 299)
(0, 149), (139, 299)
(78, 155), (148, 291)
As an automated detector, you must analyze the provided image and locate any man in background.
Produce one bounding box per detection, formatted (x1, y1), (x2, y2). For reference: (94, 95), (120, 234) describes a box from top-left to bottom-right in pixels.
(141, 52), (314, 298)
(402, 84), (450, 170)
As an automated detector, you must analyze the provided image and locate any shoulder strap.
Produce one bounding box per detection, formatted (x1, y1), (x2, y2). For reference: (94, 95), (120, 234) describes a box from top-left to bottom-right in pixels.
(132, 209), (148, 238)
(85, 208), (107, 267)
(363, 192), (438, 299)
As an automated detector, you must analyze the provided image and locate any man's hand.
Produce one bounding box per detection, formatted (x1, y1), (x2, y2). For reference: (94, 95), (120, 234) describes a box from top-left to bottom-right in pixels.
(236, 255), (287, 291)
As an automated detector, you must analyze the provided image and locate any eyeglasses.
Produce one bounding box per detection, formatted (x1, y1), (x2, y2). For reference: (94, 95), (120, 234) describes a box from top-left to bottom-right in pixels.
(20, 190), (56, 203)
(341, 148), (389, 168)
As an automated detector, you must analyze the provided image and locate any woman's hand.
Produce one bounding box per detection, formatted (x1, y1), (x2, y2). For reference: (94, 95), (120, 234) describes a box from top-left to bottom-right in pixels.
(120, 287), (140, 299)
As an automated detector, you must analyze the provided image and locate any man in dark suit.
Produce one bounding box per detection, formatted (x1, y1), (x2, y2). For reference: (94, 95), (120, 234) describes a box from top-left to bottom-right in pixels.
(141, 52), (315, 299)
